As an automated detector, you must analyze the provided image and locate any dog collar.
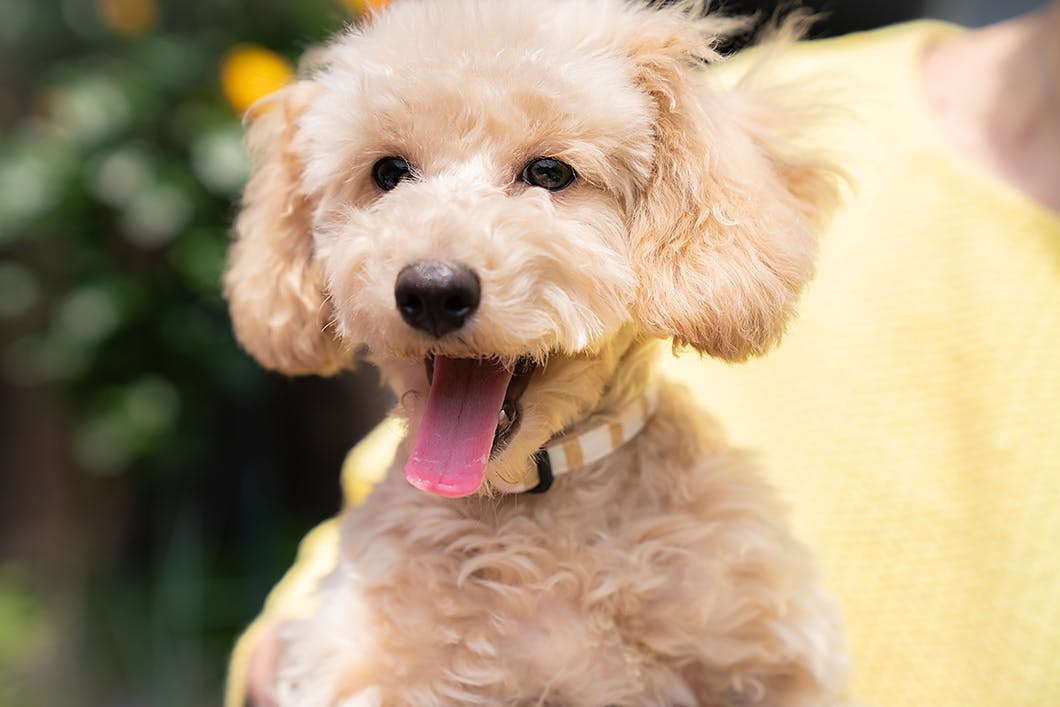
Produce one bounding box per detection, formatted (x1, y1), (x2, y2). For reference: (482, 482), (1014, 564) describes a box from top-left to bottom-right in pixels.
(496, 386), (660, 494)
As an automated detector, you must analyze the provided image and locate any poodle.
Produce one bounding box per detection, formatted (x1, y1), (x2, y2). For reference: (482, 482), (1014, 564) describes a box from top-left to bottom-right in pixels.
(225, 0), (851, 704)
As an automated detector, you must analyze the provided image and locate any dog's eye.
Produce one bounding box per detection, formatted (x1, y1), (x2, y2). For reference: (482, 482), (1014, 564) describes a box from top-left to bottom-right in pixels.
(521, 158), (576, 192)
(372, 157), (413, 191)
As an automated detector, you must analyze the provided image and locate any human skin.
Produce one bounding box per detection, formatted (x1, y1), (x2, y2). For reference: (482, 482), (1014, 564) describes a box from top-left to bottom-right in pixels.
(921, 0), (1060, 213)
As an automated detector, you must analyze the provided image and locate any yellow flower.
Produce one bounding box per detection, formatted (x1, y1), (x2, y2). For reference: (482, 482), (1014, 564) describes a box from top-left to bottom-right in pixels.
(340, 0), (395, 16)
(220, 45), (295, 116)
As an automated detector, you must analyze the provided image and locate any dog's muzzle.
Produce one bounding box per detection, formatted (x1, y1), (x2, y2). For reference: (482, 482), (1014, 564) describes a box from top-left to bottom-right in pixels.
(394, 260), (480, 337)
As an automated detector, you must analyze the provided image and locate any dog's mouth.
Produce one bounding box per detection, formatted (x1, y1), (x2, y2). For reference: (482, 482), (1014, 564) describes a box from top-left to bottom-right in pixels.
(404, 354), (537, 497)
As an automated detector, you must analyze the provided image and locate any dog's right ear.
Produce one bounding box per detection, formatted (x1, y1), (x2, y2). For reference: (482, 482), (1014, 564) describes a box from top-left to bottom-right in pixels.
(623, 9), (838, 362)
(224, 82), (347, 376)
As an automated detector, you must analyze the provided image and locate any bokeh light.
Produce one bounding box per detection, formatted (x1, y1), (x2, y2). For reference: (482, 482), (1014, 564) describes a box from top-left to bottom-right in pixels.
(220, 45), (294, 115)
(96, 0), (158, 36)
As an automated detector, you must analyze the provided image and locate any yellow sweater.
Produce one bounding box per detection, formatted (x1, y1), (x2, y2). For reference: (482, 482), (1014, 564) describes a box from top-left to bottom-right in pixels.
(664, 21), (1060, 707)
(227, 22), (1060, 707)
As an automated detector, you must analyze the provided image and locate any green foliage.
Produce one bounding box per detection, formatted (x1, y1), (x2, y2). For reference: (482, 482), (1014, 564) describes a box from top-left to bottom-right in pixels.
(0, 566), (49, 707)
(0, 0), (345, 470)
(0, 0), (354, 704)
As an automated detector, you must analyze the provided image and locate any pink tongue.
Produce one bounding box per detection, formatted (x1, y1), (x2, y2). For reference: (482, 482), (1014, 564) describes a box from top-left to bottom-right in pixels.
(405, 357), (513, 498)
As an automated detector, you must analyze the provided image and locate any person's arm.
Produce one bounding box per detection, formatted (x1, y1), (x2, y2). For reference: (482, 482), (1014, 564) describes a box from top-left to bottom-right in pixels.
(921, 0), (1060, 213)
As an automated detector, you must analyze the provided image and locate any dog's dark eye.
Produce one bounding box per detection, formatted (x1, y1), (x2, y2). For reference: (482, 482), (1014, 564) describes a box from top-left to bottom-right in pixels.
(521, 158), (576, 192)
(372, 156), (413, 191)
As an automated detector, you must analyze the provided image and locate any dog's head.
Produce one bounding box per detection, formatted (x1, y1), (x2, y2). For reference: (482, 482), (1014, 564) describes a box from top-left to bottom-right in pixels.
(225, 0), (837, 496)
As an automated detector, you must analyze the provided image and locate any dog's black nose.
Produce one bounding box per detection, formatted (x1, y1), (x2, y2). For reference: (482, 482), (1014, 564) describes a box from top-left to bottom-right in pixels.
(394, 260), (481, 337)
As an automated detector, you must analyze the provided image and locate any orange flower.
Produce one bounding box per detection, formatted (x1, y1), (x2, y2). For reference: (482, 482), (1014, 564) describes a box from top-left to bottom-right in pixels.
(220, 45), (295, 115)
(340, 0), (395, 16)
(97, 0), (157, 36)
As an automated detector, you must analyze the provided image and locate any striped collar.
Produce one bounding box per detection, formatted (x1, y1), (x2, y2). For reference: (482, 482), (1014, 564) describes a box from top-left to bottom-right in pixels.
(494, 386), (660, 494)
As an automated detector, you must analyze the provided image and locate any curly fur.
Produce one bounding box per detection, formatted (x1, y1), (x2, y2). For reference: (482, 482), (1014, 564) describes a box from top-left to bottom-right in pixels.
(226, 0), (851, 704)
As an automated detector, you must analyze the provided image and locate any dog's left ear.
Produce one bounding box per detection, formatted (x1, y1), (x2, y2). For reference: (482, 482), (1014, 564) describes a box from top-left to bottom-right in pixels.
(627, 18), (839, 362)
(224, 81), (348, 376)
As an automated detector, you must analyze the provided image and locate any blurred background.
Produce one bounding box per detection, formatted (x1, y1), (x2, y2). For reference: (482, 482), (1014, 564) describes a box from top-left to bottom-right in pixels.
(0, 0), (1038, 704)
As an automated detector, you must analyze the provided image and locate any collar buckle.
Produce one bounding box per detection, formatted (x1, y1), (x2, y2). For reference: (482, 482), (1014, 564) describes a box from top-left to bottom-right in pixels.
(524, 449), (554, 494)
(512, 385), (658, 495)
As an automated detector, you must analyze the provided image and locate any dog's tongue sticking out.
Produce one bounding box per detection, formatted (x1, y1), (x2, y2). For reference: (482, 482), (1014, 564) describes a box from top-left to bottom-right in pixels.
(405, 357), (513, 498)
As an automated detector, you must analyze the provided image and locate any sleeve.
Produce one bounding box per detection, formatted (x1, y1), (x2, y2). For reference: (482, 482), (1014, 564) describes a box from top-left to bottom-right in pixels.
(224, 416), (405, 707)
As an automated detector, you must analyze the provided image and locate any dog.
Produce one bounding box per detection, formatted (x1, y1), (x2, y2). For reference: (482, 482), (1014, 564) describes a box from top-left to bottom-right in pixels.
(225, 0), (851, 704)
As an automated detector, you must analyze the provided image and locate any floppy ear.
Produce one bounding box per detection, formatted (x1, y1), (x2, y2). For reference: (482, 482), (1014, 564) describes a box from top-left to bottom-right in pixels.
(224, 82), (347, 375)
(627, 17), (838, 362)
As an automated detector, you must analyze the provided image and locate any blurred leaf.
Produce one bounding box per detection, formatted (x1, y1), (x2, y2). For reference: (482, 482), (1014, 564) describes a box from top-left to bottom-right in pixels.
(5, 333), (90, 383)
(120, 178), (194, 246)
(0, 131), (79, 242)
(56, 284), (125, 344)
(189, 122), (248, 196)
(73, 375), (181, 474)
(127, 34), (211, 94)
(0, 566), (46, 666)
(61, 0), (108, 41)
(0, 0), (36, 50)
(169, 226), (228, 294)
(0, 565), (50, 707)
(46, 70), (133, 146)
(86, 142), (156, 207)
(0, 261), (40, 318)
(126, 374), (180, 433)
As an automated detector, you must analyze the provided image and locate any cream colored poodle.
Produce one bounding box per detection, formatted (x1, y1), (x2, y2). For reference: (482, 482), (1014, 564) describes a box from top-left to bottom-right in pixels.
(225, 0), (850, 704)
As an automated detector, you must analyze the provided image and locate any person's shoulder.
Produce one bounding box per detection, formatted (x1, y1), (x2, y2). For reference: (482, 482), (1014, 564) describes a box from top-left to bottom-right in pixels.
(711, 20), (963, 86)
(708, 20), (967, 159)
(787, 20), (962, 69)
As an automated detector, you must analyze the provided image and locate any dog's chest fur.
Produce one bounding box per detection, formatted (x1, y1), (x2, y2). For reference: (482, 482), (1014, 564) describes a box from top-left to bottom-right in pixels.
(280, 387), (843, 706)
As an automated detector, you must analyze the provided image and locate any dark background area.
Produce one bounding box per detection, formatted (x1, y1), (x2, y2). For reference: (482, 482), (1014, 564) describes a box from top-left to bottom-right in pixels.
(0, 0), (1037, 704)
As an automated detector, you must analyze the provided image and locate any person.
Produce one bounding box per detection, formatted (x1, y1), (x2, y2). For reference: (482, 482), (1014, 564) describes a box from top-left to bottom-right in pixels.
(228, 4), (1060, 705)
(662, 2), (1060, 704)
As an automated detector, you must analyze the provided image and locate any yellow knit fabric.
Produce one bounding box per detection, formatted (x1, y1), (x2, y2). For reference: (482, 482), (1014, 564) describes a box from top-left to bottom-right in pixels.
(663, 21), (1060, 707)
(226, 22), (1060, 707)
